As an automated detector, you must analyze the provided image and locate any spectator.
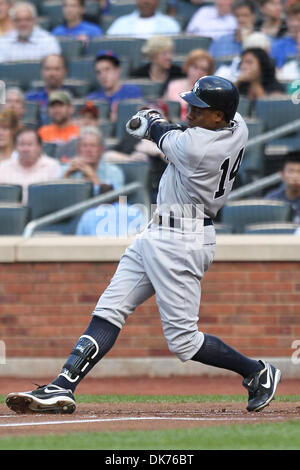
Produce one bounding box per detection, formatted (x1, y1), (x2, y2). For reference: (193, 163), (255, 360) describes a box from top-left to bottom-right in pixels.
(271, 1), (300, 68)
(52, 0), (103, 41)
(55, 102), (101, 162)
(61, 126), (125, 195)
(106, 0), (181, 38)
(235, 47), (285, 101)
(0, 1), (61, 63)
(0, 0), (13, 36)
(0, 127), (61, 204)
(86, 50), (143, 122)
(76, 101), (100, 128)
(264, 151), (300, 224)
(186, 0), (237, 39)
(0, 109), (18, 162)
(215, 31), (272, 81)
(277, 29), (300, 81)
(163, 49), (214, 120)
(209, 0), (257, 59)
(3, 87), (25, 129)
(256, 0), (287, 39)
(26, 54), (71, 126)
(76, 199), (147, 236)
(131, 36), (184, 94)
(38, 90), (79, 145)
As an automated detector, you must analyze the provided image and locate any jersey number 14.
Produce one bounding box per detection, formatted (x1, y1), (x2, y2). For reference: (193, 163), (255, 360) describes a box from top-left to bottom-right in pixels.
(214, 148), (245, 199)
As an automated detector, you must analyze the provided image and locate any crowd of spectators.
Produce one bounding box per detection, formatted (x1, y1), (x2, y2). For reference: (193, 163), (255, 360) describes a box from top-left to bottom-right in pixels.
(0, 0), (299, 235)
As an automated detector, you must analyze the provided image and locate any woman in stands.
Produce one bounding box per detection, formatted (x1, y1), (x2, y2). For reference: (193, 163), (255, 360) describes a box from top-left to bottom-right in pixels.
(131, 35), (184, 95)
(235, 47), (285, 101)
(0, 109), (19, 162)
(163, 48), (214, 121)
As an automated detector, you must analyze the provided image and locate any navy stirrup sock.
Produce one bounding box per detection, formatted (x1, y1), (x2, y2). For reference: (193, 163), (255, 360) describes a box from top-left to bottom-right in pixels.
(52, 316), (120, 392)
(191, 333), (263, 379)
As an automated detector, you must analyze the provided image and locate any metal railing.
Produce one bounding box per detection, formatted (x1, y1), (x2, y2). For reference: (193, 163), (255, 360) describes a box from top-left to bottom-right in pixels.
(245, 118), (300, 149)
(23, 182), (143, 238)
(228, 172), (281, 201)
(228, 117), (300, 201)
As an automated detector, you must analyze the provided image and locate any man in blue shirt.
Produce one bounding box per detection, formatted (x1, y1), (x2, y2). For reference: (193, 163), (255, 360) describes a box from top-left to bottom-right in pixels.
(86, 50), (143, 121)
(264, 151), (300, 224)
(26, 54), (72, 125)
(61, 126), (125, 195)
(209, 0), (257, 59)
(52, 0), (103, 40)
(270, 2), (300, 68)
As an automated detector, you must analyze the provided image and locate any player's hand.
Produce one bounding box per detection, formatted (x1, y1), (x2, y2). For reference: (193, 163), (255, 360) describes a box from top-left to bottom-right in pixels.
(126, 109), (163, 139)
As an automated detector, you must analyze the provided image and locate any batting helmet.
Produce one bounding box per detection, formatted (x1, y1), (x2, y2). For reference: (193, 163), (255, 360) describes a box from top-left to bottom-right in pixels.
(180, 76), (239, 122)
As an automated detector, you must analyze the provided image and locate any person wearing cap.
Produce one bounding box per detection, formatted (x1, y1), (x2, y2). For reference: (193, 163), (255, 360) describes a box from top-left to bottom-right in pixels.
(54, 101), (100, 162)
(52, 0), (103, 41)
(86, 50), (143, 122)
(38, 90), (80, 145)
(106, 0), (180, 38)
(76, 101), (100, 128)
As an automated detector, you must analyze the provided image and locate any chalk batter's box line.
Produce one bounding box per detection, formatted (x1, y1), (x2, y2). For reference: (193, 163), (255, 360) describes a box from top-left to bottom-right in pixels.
(0, 415), (293, 428)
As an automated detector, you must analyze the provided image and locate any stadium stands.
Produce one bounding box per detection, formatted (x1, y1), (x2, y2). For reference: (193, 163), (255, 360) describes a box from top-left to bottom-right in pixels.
(0, 0), (299, 235)
(0, 203), (29, 235)
(0, 184), (23, 203)
(220, 199), (293, 234)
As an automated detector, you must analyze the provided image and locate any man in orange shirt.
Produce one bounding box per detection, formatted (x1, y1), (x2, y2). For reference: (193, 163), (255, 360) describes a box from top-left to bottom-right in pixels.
(38, 90), (79, 145)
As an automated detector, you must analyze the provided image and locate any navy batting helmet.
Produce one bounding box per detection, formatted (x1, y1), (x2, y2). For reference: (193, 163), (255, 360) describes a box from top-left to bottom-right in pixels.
(180, 76), (239, 122)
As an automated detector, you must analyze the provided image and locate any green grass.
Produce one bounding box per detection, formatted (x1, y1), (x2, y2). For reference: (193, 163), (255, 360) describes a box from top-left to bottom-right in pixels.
(0, 422), (299, 450)
(0, 394), (299, 450)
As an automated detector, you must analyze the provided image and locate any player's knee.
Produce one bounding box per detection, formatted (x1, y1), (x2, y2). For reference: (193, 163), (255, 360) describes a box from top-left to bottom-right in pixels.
(166, 331), (204, 362)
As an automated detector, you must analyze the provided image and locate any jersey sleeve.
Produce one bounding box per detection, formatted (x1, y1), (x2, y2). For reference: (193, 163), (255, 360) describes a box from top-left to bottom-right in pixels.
(159, 128), (211, 177)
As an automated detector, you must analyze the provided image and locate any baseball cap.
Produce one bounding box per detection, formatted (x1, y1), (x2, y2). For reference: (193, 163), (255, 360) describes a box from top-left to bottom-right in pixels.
(78, 101), (99, 119)
(49, 90), (72, 105)
(95, 49), (121, 66)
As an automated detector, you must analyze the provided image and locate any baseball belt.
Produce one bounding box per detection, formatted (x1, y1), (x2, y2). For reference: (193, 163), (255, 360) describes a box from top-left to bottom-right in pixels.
(153, 214), (213, 229)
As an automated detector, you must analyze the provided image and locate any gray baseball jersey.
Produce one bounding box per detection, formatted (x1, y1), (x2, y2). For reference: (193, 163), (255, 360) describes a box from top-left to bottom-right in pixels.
(93, 112), (249, 362)
(156, 112), (249, 219)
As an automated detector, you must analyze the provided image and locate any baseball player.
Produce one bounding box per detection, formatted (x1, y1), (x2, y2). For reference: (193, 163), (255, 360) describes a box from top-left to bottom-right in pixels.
(6, 76), (281, 415)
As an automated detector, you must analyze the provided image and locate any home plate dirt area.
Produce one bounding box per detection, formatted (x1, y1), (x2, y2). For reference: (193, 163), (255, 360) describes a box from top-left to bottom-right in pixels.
(0, 376), (299, 436)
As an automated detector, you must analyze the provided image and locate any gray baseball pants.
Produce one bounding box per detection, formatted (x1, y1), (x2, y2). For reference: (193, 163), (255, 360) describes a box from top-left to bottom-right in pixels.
(93, 221), (216, 362)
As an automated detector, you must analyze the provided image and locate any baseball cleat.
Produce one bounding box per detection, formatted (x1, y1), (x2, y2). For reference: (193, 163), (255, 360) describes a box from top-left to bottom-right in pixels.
(243, 360), (281, 412)
(5, 384), (76, 414)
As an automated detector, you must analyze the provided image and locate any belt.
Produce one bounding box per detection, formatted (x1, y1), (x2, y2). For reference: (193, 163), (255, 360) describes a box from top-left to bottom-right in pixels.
(157, 215), (213, 228)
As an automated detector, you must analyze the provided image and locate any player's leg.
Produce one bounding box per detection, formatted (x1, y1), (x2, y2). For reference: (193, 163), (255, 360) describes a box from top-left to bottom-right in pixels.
(6, 238), (155, 414)
(142, 224), (281, 412)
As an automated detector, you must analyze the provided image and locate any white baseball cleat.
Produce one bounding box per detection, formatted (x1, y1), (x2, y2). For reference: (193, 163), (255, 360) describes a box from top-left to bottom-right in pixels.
(6, 384), (76, 414)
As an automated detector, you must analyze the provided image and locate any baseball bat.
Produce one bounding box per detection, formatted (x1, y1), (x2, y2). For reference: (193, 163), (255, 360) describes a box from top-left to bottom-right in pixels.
(129, 117), (141, 130)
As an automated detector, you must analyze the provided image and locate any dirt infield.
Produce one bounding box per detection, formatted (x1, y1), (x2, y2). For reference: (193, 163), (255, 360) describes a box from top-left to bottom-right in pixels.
(0, 376), (299, 437)
(0, 401), (299, 437)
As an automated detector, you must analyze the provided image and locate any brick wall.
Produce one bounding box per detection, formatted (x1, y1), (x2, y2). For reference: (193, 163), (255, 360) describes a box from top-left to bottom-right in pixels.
(1, 261), (299, 359)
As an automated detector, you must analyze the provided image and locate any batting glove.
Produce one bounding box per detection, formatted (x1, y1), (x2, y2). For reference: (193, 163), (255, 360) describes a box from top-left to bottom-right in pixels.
(126, 109), (164, 140)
